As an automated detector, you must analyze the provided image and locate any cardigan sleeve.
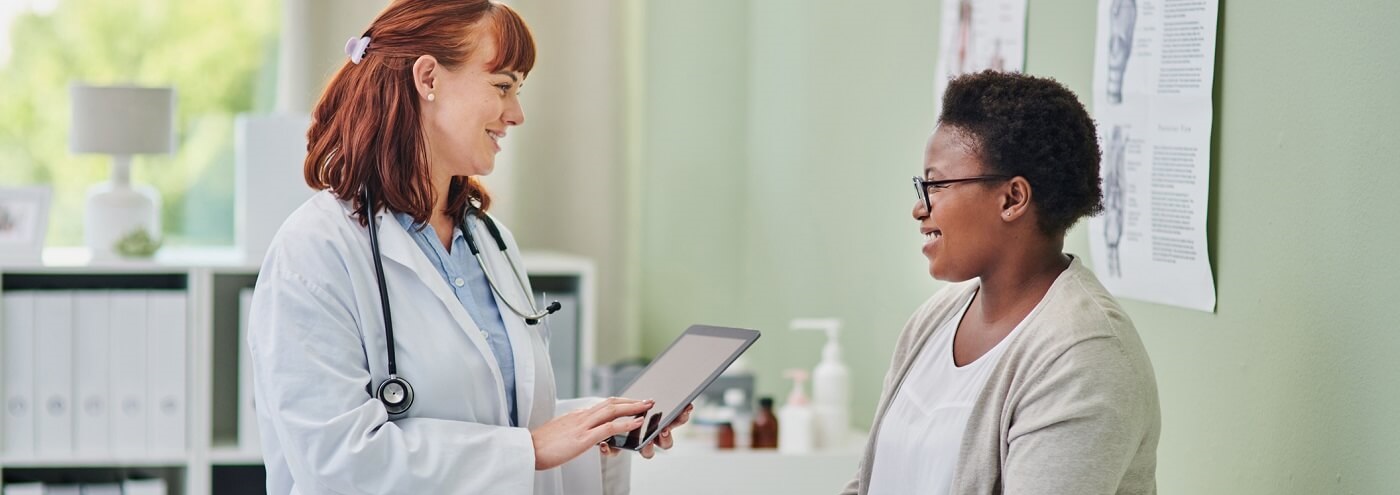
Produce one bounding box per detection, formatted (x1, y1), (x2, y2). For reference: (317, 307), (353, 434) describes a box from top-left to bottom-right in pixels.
(1001, 336), (1157, 494)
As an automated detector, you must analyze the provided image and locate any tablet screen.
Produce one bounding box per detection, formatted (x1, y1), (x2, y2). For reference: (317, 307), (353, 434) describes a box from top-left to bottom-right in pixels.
(609, 326), (758, 450)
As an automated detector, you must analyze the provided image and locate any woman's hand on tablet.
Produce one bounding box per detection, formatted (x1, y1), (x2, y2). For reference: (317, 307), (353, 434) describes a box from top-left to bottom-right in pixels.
(640, 403), (693, 459)
(597, 403), (694, 458)
(533, 397), (653, 470)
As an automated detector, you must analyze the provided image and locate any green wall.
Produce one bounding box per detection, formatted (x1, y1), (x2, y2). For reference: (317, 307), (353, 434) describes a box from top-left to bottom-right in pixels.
(635, 0), (1400, 492)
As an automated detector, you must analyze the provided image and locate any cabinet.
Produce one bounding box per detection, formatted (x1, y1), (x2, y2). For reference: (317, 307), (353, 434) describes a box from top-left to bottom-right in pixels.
(0, 247), (595, 494)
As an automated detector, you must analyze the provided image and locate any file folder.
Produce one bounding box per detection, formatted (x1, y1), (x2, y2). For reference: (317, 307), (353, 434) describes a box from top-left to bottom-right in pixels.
(2, 291), (36, 456)
(34, 291), (75, 455)
(79, 484), (122, 495)
(73, 291), (112, 454)
(107, 291), (148, 455)
(2, 483), (44, 495)
(120, 478), (167, 495)
(146, 291), (187, 455)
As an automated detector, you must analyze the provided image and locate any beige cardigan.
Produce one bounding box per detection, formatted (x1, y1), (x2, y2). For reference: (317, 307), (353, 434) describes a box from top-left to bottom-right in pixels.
(842, 257), (1160, 494)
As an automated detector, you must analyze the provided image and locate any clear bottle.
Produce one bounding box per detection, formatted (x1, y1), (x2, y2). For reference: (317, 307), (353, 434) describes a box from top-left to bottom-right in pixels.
(751, 397), (779, 449)
(725, 388), (753, 449)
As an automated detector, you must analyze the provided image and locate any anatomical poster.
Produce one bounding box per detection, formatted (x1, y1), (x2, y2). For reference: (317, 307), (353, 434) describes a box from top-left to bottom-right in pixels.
(1088, 0), (1219, 312)
(934, 0), (1027, 100)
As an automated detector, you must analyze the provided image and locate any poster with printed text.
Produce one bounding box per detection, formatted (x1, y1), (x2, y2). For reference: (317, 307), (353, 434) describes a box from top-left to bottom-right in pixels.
(1087, 0), (1219, 312)
(934, 0), (1027, 101)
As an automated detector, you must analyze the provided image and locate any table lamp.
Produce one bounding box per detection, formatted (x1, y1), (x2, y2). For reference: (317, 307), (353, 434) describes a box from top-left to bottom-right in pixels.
(69, 84), (176, 259)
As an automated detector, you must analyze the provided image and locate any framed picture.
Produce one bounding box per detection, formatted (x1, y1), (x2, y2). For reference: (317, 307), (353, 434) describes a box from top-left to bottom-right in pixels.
(0, 186), (52, 264)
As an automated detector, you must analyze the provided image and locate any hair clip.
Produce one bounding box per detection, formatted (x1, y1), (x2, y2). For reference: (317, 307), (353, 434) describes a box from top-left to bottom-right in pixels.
(344, 36), (371, 65)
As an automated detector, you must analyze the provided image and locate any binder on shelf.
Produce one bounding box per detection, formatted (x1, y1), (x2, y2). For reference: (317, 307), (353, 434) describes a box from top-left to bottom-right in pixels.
(34, 291), (76, 455)
(74, 291), (113, 455)
(2, 291), (36, 456)
(146, 291), (188, 455)
(120, 479), (167, 495)
(107, 291), (148, 456)
(2, 483), (44, 495)
(79, 484), (123, 495)
(238, 287), (261, 453)
(44, 485), (80, 495)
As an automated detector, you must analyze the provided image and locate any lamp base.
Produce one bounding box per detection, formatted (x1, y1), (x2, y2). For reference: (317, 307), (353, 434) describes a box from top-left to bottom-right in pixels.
(85, 162), (162, 260)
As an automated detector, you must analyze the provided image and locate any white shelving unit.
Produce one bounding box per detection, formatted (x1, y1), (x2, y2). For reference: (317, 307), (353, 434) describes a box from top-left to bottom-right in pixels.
(0, 247), (595, 495)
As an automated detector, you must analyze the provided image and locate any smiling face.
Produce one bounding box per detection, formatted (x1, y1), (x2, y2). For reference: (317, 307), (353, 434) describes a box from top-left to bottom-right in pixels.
(913, 127), (1008, 282)
(418, 34), (525, 182)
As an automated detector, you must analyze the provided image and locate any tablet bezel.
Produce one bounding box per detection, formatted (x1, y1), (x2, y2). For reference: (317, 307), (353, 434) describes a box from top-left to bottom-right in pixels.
(606, 324), (761, 451)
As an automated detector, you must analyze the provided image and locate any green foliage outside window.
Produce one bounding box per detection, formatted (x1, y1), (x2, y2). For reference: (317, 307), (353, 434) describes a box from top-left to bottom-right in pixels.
(0, 0), (279, 247)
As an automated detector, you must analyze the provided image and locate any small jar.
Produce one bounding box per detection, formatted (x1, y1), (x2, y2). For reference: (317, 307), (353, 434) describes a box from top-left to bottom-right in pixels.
(716, 422), (735, 449)
(752, 397), (779, 449)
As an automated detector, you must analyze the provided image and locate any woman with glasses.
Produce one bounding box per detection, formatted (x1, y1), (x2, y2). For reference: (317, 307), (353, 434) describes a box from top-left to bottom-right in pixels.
(841, 71), (1161, 495)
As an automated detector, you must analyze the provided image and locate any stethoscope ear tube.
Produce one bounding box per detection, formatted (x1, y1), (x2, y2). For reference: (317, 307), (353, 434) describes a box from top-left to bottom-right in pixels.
(525, 301), (563, 325)
(480, 210), (509, 252)
(463, 208), (561, 326)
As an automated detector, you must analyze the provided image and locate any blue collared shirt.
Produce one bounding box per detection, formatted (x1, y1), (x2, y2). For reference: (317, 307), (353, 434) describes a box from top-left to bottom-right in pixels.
(395, 212), (518, 426)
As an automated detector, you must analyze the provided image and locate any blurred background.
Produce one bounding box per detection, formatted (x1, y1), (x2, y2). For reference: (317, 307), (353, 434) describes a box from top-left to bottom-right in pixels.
(2, 0), (1399, 494)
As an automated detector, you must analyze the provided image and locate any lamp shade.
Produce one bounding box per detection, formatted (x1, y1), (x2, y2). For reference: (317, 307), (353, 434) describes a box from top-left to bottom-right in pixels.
(69, 84), (176, 155)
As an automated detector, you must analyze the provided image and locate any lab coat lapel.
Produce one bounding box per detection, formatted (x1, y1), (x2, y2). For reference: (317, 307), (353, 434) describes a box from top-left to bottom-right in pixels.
(373, 212), (511, 418)
(466, 216), (544, 428)
(500, 284), (538, 428)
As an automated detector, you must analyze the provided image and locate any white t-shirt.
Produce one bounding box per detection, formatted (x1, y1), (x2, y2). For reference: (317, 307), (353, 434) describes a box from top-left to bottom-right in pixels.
(867, 290), (1039, 495)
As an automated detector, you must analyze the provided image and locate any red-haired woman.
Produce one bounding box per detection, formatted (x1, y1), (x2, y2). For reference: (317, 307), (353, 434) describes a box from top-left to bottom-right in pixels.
(247, 2), (677, 494)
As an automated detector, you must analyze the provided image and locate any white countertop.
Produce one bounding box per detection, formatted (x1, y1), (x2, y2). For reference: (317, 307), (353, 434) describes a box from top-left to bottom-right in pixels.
(629, 432), (865, 495)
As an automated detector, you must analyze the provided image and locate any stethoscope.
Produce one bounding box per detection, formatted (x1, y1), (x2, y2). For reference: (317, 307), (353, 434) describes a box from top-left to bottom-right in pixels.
(362, 187), (561, 415)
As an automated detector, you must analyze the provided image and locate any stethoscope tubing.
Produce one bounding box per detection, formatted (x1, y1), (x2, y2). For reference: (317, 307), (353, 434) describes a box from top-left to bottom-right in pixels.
(362, 186), (560, 415)
(462, 209), (558, 323)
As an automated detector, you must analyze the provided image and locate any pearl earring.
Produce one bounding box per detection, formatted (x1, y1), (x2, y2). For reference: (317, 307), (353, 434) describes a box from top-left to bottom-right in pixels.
(427, 93), (436, 102)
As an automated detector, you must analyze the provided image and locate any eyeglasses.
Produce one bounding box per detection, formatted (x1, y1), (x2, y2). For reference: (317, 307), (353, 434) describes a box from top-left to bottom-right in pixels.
(911, 175), (1013, 211)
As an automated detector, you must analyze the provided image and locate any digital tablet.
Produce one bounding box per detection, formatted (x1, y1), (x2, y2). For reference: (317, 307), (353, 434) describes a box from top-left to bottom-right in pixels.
(607, 325), (761, 451)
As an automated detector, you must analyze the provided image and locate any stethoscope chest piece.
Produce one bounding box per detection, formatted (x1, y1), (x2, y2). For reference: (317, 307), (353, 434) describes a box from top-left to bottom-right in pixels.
(378, 375), (415, 416)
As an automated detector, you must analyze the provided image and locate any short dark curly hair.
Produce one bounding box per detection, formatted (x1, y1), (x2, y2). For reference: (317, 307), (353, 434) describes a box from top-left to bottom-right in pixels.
(938, 70), (1103, 236)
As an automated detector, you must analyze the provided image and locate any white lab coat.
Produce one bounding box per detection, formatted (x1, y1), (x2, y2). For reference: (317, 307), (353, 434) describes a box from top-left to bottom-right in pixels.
(248, 191), (626, 495)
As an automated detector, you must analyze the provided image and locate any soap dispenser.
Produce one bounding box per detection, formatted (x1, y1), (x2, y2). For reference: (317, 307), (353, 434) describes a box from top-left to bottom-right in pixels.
(791, 318), (851, 449)
(778, 369), (815, 454)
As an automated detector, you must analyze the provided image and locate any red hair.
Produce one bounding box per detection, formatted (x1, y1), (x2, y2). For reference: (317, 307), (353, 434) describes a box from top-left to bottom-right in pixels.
(304, 0), (535, 225)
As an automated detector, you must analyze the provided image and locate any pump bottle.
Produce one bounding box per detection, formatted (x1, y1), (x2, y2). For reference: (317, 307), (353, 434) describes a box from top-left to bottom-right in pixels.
(778, 369), (815, 454)
(791, 318), (851, 449)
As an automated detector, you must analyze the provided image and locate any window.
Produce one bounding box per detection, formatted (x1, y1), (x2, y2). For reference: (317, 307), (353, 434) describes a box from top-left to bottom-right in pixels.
(0, 0), (279, 247)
